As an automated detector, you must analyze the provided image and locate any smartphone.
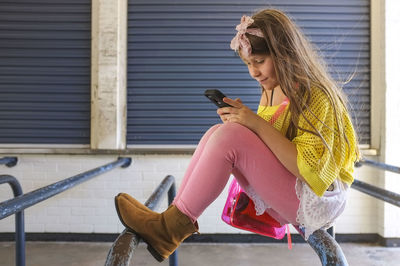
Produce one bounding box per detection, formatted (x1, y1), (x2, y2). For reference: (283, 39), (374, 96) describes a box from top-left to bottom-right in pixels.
(204, 89), (232, 108)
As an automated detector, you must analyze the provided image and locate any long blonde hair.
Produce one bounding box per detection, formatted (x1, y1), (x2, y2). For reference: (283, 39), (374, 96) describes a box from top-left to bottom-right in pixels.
(248, 8), (361, 161)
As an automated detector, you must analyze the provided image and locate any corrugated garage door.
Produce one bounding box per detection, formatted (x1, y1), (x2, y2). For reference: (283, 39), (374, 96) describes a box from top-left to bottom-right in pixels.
(0, 0), (91, 144)
(127, 0), (370, 145)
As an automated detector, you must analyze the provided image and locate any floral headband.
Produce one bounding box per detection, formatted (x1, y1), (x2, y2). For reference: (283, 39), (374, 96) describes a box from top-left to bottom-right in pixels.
(230, 15), (264, 57)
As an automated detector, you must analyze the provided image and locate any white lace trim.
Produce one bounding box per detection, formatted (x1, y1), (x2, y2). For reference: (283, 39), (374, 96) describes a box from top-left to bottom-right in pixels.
(244, 186), (270, 215)
(243, 179), (348, 240)
(295, 178), (348, 240)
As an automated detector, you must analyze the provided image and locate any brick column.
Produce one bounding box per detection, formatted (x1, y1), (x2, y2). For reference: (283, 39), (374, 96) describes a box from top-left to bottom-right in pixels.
(91, 0), (127, 150)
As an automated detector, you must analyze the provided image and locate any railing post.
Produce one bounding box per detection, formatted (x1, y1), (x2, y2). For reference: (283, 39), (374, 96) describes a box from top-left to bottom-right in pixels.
(327, 226), (335, 238)
(294, 226), (348, 266)
(0, 175), (25, 266)
(167, 177), (177, 266)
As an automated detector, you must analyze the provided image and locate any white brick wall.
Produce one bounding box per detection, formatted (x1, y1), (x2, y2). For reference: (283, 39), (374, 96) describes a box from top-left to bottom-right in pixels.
(0, 154), (384, 235)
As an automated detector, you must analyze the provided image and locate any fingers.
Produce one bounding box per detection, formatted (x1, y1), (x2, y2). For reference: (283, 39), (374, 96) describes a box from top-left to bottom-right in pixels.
(218, 113), (230, 123)
(223, 97), (243, 108)
(217, 107), (242, 118)
(217, 98), (245, 124)
(217, 97), (243, 115)
(217, 107), (230, 115)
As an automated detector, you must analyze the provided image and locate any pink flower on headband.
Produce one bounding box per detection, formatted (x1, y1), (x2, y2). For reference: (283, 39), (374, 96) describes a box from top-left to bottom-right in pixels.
(230, 15), (264, 57)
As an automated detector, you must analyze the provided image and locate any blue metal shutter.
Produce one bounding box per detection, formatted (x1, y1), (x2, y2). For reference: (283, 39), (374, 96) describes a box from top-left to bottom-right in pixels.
(0, 0), (91, 144)
(127, 0), (370, 145)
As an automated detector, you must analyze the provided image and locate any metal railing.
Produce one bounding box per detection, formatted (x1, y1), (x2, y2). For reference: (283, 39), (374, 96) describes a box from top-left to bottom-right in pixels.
(105, 175), (177, 266)
(355, 158), (400, 174)
(351, 179), (400, 208)
(0, 157), (132, 266)
(0, 156), (18, 167)
(353, 159), (400, 208)
(294, 226), (348, 265)
(0, 175), (25, 266)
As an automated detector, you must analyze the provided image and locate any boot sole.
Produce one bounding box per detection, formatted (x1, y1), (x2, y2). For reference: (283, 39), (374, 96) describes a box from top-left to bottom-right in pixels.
(114, 195), (165, 262)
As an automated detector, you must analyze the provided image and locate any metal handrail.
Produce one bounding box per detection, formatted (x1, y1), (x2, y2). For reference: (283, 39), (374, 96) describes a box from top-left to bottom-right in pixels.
(294, 226), (348, 266)
(105, 175), (177, 266)
(0, 156), (18, 167)
(0, 157), (132, 266)
(293, 225), (349, 266)
(0, 157), (131, 220)
(0, 175), (25, 266)
(355, 159), (400, 174)
(305, 228), (348, 265)
(352, 159), (400, 208)
(351, 179), (400, 208)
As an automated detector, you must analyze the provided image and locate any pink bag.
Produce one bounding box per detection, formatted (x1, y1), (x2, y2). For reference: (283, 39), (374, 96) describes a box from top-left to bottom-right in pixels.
(221, 98), (292, 244)
(221, 179), (288, 239)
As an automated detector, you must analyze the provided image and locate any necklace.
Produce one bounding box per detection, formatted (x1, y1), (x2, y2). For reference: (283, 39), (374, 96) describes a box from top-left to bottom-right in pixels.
(269, 88), (275, 106)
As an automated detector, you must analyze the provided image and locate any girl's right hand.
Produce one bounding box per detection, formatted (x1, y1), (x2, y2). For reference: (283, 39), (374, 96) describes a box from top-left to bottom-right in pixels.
(217, 97), (238, 124)
(217, 97), (262, 132)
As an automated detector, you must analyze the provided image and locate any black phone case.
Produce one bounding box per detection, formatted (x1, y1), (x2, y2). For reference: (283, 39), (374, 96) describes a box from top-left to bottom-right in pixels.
(204, 89), (232, 108)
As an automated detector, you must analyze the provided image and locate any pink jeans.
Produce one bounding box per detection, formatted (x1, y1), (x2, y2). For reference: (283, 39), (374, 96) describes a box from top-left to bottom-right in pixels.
(172, 123), (300, 226)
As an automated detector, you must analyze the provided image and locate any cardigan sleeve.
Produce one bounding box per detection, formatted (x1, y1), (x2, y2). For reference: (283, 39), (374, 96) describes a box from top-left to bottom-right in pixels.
(292, 89), (347, 197)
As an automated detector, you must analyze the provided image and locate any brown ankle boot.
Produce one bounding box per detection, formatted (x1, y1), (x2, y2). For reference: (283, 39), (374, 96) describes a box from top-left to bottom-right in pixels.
(117, 193), (147, 208)
(114, 193), (198, 262)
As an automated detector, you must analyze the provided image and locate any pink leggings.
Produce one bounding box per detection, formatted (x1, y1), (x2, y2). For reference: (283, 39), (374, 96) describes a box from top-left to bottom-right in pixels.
(172, 123), (300, 226)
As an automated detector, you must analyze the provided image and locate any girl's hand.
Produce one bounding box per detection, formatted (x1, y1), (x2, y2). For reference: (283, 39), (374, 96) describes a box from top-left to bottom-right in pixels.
(217, 97), (262, 131)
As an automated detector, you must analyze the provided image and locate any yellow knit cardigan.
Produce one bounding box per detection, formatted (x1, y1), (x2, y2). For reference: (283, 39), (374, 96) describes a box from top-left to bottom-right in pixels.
(257, 87), (358, 197)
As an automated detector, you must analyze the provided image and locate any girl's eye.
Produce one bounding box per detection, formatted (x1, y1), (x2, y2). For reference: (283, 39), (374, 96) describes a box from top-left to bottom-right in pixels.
(255, 59), (264, 64)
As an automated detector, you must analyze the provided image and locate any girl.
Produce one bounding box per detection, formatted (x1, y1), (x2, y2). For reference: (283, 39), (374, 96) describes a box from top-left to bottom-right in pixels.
(114, 8), (360, 262)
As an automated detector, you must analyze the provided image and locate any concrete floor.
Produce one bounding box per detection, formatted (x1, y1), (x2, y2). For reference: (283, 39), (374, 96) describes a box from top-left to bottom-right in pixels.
(1, 242), (399, 266)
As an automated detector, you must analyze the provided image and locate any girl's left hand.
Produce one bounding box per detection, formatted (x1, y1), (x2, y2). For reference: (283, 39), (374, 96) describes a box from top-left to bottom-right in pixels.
(217, 97), (261, 131)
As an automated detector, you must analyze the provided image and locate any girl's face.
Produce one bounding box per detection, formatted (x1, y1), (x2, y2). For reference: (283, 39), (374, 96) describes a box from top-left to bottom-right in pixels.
(241, 54), (279, 91)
